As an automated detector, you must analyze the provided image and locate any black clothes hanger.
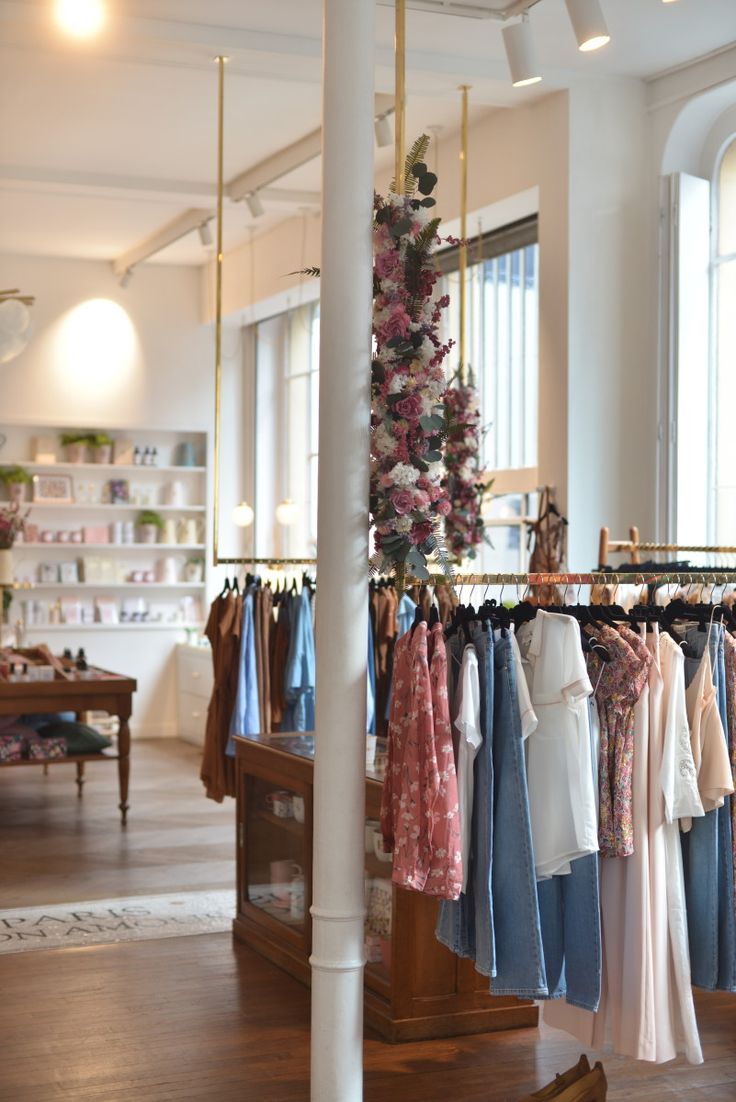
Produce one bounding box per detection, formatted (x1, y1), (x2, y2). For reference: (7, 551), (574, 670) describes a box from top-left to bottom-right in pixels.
(428, 605), (440, 628)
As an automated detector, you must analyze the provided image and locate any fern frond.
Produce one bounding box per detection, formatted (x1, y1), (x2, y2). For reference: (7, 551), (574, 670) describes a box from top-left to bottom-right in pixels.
(287, 266), (321, 278)
(391, 133), (431, 196)
(411, 217), (441, 259)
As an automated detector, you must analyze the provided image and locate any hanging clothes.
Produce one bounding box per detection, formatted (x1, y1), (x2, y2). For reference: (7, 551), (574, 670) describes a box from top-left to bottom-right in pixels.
(270, 596), (291, 730)
(254, 586), (273, 734)
(226, 589), (260, 757)
(381, 622), (463, 900)
(283, 587), (316, 733)
(200, 593), (241, 802)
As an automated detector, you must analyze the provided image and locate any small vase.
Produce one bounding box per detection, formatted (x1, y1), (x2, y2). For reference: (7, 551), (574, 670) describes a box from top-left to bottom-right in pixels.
(138, 524), (158, 545)
(8, 483), (26, 504)
(0, 549), (13, 585)
(93, 445), (112, 465)
(65, 443), (87, 463)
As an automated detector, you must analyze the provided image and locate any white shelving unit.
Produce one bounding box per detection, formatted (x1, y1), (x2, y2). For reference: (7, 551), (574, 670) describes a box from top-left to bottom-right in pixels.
(3, 424), (208, 635)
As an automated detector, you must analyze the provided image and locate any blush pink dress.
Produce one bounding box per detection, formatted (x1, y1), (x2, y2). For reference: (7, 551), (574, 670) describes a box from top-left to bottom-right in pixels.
(381, 622), (462, 900)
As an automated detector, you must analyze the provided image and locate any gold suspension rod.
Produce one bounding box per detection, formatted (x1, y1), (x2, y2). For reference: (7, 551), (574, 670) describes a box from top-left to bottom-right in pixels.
(458, 84), (470, 384)
(212, 54), (227, 568)
(609, 541), (736, 555)
(395, 0), (406, 193)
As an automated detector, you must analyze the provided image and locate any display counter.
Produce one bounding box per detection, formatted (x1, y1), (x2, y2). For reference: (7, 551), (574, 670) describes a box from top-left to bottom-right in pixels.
(233, 732), (538, 1042)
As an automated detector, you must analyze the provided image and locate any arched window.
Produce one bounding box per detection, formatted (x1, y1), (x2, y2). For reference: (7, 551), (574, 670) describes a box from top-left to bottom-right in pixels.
(713, 137), (736, 543)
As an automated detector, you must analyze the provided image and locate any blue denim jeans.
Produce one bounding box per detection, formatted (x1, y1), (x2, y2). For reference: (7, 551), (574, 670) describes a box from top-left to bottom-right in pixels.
(536, 697), (602, 1011)
(682, 624), (736, 992)
(436, 625), (495, 974)
(489, 630), (548, 997)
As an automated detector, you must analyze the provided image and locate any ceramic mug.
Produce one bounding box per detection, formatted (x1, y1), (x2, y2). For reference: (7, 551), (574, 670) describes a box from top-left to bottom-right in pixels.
(372, 828), (392, 863)
(266, 790), (293, 819)
(292, 795), (305, 823)
(364, 818), (380, 854)
(289, 873), (306, 920)
(270, 860), (302, 906)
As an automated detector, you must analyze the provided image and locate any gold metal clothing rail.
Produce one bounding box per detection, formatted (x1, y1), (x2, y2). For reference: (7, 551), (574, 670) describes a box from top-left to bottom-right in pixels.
(216, 557), (317, 567)
(423, 572), (736, 588)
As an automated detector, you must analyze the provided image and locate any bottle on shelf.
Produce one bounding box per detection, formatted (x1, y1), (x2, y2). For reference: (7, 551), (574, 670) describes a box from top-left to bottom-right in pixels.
(76, 648), (88, 672)
(133, 446), (142, 466)
(150, 447), (158, 467)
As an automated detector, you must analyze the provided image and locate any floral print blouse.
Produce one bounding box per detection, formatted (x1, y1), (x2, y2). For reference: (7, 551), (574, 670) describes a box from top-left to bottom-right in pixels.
(586, 623), (651, 857)
(381, 622), (463, 900)
(722, 633), (736, 909)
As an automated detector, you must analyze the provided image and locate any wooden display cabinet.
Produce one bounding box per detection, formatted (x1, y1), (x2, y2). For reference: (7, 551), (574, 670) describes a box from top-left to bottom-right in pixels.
(233, 733), (538, 1043)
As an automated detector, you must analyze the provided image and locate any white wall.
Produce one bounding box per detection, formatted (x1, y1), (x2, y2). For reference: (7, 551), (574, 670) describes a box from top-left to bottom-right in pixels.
(0, 254), (247, 737)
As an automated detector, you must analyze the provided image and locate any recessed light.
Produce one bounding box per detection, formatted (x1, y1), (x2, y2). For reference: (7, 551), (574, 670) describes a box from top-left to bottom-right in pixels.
(54, 0), (106, 39)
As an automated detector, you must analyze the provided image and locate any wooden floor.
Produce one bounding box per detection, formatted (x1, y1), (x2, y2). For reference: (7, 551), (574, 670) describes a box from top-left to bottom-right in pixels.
(1, 741), (735, 1101)
(0, 739), (235, 906)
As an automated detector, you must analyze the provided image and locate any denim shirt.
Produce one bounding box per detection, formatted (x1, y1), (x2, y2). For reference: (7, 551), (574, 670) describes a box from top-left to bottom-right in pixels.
(283, 588), (316, 733)
(226, 591), (260, 755)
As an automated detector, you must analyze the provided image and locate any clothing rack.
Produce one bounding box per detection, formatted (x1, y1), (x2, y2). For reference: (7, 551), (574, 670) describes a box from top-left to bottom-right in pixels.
(422, 571), (736, 589)
(216, 557), (317, 567)
(598, 525), (736, 566)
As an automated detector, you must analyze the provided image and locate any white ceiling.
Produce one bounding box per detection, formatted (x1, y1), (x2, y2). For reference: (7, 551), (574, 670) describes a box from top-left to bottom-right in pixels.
(0, 0), (735, 267)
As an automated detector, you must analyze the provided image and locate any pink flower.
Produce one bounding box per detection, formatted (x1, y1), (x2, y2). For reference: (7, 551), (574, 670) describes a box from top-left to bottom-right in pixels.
(378, 306), (411, 344)
(374, 249), (402, 280)
(436, 499), (452, 517)
(411, 520), (433, 543)
(391, 489), (415, 516)
(413, 490), (430, 509)
(393, 393), (422, 419)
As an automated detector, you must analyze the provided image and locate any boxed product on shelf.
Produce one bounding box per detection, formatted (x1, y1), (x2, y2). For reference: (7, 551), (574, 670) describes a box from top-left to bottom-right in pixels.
(0, 735), (23, 762)
(83, 525), (109, 544)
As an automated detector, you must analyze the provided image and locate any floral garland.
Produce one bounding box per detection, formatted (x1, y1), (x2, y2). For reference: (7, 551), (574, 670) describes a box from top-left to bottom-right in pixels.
(443, 373), (487, 563)
(370, 136), (454, 582)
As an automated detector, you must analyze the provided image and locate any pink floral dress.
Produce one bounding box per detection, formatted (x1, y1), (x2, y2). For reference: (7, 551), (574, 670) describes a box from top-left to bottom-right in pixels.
(381, 622), (463, 899)
(586, 624), (651, 857)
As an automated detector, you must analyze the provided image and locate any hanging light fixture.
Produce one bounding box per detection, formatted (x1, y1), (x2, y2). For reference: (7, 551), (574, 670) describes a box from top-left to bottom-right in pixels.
(118, 268), (133, 288)
(198, 221), (213, 247)
(54, 0), (106, 39)
(275, 499), (299, 527)
(565, 0), (610, 52)
(245, 191), (265, 219)
(232, 501), (255, 527)
(502, 15), (542, 87)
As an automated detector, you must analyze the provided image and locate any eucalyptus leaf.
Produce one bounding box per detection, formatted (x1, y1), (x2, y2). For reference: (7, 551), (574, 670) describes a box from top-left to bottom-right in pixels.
(420, 197), (437, 208)
(391, 217), (412, 238)
(411, 162), (427, 177)
(419, 415), (436, 433)
(417, 172), (438, 196)
(411, 561), (430, 581)
(425, 450), (442, 463)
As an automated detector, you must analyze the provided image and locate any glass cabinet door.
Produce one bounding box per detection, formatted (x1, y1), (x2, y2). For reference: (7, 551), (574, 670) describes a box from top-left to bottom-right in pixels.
(245, 775), (307, 934)
(363, 815), (393, 981)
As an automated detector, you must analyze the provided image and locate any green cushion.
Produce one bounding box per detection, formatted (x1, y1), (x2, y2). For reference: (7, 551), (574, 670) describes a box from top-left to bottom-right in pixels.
(37, 721), (112, 755)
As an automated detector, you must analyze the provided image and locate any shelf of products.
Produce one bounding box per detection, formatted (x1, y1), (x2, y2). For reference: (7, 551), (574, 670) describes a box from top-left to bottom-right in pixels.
(3, 424), (208, 634)
(22, 622), (206, 632)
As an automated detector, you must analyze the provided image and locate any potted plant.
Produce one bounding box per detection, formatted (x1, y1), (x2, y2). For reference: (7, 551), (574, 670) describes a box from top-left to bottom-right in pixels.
(90, 432), (114, 465)
(184, 556), (204, 583)
(137, 510), (164, 545)
(60, 431), (93, 463)
(0, 502), (28, 586)
(0, 466), (33, 504)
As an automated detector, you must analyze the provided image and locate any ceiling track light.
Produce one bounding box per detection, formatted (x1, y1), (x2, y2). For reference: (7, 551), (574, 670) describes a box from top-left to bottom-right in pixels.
(198, 221), (213, 247)
(564, 0), (610, 52)
(375, 113), (393, 148)
(245, 191), (265, 219)
(118, 268), (133, 289)
(502, 15), (542, 88)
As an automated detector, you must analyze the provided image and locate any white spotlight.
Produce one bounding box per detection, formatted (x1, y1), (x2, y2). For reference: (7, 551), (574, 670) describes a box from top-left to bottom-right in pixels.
(246, 192), (265, 219)
(502, 17), (542, 88)
(118, 269), (133, 289)
(198, 221), (213, 246)
(232, 501), (255, 528)
(565, 0), (610, 52)
(375, 114), (393, 148)
(54, 0), (106, 39)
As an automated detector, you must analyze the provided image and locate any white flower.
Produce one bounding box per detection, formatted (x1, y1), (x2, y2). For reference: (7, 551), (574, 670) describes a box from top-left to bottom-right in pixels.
(428, 461), (443, 482)
(388, 374), (405, 395)
(373, 423), (395, 456)
(389, 462), (419, 488)
(394, 516), (412, 534)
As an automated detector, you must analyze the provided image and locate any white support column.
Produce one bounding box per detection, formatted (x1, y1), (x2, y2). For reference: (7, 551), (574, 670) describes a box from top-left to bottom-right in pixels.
(310, 0), (374, 1099)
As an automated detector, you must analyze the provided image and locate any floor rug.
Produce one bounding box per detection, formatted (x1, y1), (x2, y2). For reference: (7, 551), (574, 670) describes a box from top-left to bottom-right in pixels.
(0, 890), (234, 954)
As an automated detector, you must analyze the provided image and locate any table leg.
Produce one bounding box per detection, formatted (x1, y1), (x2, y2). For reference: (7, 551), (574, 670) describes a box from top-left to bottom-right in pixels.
(76, 761), (85, 798)
(43, 763), (49, 777)
(117, 717), (131, 826)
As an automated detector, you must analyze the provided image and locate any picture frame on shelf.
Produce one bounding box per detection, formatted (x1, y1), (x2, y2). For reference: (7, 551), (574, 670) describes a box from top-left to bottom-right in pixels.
(32, 473), (74, 504)
(108, 479), (130, 505)
(38, 563), (59, 584)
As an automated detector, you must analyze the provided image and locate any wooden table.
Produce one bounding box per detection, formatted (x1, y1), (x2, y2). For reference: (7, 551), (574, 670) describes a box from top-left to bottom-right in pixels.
(0, 670), (137, 824)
